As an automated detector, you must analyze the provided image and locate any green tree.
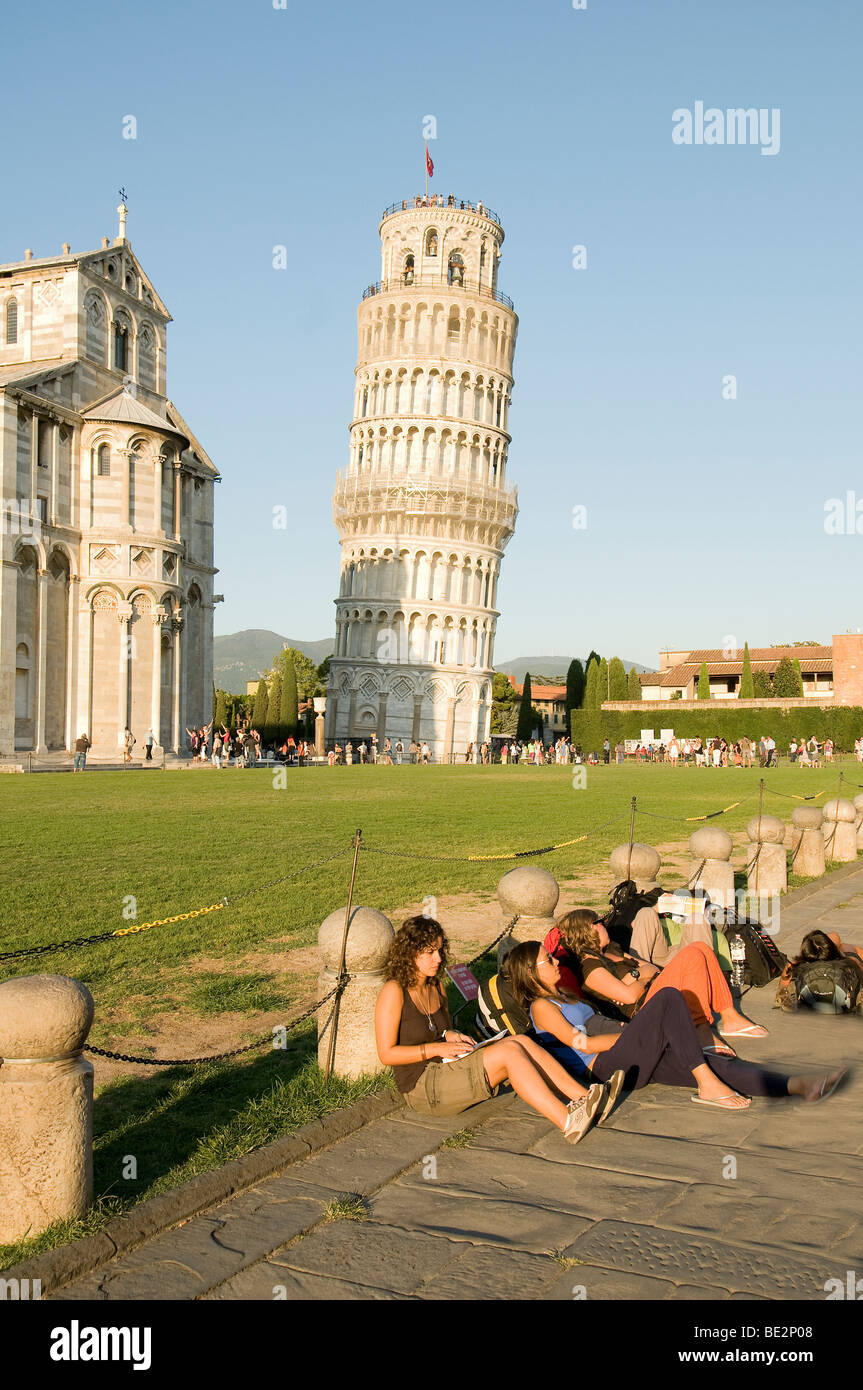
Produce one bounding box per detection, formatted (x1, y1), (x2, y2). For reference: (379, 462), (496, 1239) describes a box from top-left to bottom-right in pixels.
(792, 658), (805, 696)
(609, 657), (628, 701)
(585, 649), (601, 672)
(317, 654), (333, 686)
(270, 645), (323, 701)
(280, 656), (298, 736)
(516, 672), (535, 740)
(739, 642), (755, 699)
(565, 658), (585, 718)
(753, 669), (773, 699)
(252, 678), (269, 728)
(697, 662), (710, 700)
(266, 670), (282, 743)
(773, 657), (799, 698)
(491, 671), (518, 734)
(214, 689), (229, 731)
(597, 657), (609, 706)
(627, 667), (642, 701)
(584, 658), (600, 710)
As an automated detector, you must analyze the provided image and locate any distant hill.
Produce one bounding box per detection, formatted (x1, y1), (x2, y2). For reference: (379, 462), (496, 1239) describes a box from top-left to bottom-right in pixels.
(214, 630), (333, 690)
(495, 655), (651, 684)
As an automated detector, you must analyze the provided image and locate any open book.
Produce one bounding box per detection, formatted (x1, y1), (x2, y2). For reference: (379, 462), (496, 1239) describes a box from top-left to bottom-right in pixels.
(440, 1029), (507, 1062)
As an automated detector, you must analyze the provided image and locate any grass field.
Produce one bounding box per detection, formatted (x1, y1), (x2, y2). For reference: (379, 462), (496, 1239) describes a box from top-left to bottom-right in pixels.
(0, 758), (854, 1270)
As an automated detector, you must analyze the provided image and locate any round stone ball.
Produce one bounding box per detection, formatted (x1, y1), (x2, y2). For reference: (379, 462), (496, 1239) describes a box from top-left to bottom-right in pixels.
(746, 814), (786, 844)
(792, 806), (823, 830)
(318, 906), (394, 973)
(497, 865), (560, 919)
(822, 798), (856, 824)
(688, 826), (733, 861)
(854, 793), (863, 814)
(609, 843), (661, 884)
(0, 974), (94, 1060)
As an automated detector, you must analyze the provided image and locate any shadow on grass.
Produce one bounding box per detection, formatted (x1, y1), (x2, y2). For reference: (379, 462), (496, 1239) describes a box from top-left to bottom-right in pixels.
(0, 1027), (390, 1272)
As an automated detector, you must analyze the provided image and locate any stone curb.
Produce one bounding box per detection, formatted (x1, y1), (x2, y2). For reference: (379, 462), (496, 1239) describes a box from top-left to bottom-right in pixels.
(780, 856), (863, 912)
(2, 1088), (403, 1294)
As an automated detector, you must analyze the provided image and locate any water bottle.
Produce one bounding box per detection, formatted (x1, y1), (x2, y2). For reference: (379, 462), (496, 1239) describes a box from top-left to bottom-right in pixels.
(730, 933), (747, 992)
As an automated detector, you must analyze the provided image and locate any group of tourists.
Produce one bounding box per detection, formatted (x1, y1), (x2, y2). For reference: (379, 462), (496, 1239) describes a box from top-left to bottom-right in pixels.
(327, 738), (430, 765)
(185, 723), (316, 768)
(375, 882), (853, 1143)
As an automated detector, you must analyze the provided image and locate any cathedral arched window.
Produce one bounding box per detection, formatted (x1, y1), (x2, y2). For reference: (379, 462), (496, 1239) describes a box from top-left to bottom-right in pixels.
(5, 299), (18, 345)
(97, 444), (110, 477)
(113, 320), (129, 371)
(447, 252), (465, 287)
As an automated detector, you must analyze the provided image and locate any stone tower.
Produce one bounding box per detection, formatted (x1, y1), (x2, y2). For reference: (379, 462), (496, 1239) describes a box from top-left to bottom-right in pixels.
(326, 193), (519, 761)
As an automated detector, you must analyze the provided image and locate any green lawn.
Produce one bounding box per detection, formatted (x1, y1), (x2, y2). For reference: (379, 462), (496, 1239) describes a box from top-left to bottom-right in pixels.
(0, 758), (854, 1271)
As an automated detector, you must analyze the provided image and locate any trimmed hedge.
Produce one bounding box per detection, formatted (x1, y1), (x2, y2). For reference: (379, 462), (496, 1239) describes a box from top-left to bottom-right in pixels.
(571, 705), (863, 752)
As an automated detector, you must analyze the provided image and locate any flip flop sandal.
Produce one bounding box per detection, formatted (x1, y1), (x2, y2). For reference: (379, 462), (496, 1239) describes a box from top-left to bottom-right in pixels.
(718, 1025), (769, 1038)
(815, 1069), (847, 1102)
(702, 1044), (737, 1057)
(691, 1093), (752, 1109)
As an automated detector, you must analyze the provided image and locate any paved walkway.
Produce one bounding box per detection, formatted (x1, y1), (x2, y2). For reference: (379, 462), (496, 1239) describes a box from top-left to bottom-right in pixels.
(54, 868), (863, 1301)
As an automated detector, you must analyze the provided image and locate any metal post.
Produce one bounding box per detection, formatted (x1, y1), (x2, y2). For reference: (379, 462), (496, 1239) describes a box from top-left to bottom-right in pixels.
(626, 796), (637, 880)
(324, 828), (363, 1082)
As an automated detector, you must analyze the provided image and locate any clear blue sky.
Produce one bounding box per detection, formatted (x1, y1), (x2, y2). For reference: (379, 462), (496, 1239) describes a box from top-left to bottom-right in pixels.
(4, 0), (861, 667)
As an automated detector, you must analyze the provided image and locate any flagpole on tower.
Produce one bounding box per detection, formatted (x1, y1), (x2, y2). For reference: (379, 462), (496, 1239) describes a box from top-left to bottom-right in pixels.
(425, 142), (428, 200)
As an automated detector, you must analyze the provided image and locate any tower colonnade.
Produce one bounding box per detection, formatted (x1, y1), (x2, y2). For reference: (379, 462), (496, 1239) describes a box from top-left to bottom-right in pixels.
(327, 194), (519, 760)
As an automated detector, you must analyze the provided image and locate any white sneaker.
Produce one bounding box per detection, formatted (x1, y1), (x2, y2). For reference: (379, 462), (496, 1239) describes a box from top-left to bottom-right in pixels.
(563, 1083), (605, 1144)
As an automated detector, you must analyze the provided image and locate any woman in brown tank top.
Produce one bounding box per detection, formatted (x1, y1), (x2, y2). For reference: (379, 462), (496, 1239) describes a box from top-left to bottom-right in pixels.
(375, 915), (612, 1144)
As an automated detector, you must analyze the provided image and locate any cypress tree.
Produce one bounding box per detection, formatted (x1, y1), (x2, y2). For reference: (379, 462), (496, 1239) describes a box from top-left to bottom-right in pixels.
(252, 678), (269, 728)
(792, 658), (805, 697)
(516, 672), (534, 740)
(267, 671), (282, 743)
(697, 662), (710, 700)
(280, 656), (298, 736)
(565, 658), (585, 720)
(598, 657), (609, 706)
(739, 642), (755, 699)
(214, 689), (229, 732)
(585, 649), (601, 672)
(609, 657), (628, 701)
(584, 658), (599, 710)
(627, 666), (642, 701)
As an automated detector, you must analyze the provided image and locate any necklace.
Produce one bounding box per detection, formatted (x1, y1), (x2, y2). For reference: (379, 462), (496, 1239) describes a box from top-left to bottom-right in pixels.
(411, 984), (437, 1033)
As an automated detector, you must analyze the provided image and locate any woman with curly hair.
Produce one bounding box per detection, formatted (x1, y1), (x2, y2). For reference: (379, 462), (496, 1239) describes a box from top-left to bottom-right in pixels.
(552, 908), (767, 1050)
(375, 915), (617, 1144)
(507, 939), (845, 1110)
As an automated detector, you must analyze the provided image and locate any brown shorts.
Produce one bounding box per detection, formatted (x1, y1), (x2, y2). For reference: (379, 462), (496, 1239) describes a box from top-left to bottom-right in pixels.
(403, 1048), (494, 1117)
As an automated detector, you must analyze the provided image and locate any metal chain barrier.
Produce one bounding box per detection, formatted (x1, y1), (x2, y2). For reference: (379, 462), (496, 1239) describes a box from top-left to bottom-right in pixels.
(0, 848), (351, 966)
(464, 914), (519, 968)
(636, 796), (754, 825)
(762, 786), (827, 803)
(83, 984), (342, 1068)
(360, 812), (630, 865)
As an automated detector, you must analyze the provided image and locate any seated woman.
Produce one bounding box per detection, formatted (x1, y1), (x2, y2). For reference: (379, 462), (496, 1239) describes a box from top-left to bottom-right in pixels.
(508, 940), (845, 1111)
(375, 916), (619, 1144)
(777, 928), (863, 994)
(551, 908), (768, 1052)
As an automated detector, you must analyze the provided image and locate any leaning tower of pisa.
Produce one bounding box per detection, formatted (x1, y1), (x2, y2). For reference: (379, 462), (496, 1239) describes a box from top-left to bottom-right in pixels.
(326, 192), (519, 762)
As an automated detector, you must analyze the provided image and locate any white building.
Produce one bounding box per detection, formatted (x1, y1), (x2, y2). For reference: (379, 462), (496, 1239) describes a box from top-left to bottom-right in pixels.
(0, 203), (219, 758)
(326, 193), (519, 760)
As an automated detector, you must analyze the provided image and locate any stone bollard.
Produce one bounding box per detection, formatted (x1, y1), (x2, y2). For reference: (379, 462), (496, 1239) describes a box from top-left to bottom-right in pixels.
(0, 974), (94, 1244)
(687, 826), (735, 908)
(496, 865), (560, 966)
(790, 806), (826, 878)
(317, 906), (394, 1079)
(609, 843), (662, 894)
(854, 794), (863, 851)
(746, 814), (787, 896)
(822, 798), (858, 864)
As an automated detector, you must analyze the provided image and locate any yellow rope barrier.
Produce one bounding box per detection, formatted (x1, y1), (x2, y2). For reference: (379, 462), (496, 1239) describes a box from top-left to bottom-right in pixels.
(111, 903), (226, 937)
(684, 800), (743, 822)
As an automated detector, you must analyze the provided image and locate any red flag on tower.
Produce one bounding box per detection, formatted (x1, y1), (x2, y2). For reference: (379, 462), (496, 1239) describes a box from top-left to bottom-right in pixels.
(425, 143), (434, 178)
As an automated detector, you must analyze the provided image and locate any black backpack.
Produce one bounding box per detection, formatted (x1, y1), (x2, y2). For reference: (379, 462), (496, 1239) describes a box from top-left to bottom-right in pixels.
(793, 959), (862, 1014)
(476, 972), (531, 1038)
(725, 919), (787, 988)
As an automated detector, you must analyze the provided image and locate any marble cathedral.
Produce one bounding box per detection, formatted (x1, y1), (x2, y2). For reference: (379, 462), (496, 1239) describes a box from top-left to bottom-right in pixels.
(0, 202), (218, 758)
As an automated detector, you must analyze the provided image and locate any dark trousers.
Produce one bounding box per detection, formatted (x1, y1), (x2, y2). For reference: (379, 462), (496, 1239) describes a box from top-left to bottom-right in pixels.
(589, 990), (790, 1097)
